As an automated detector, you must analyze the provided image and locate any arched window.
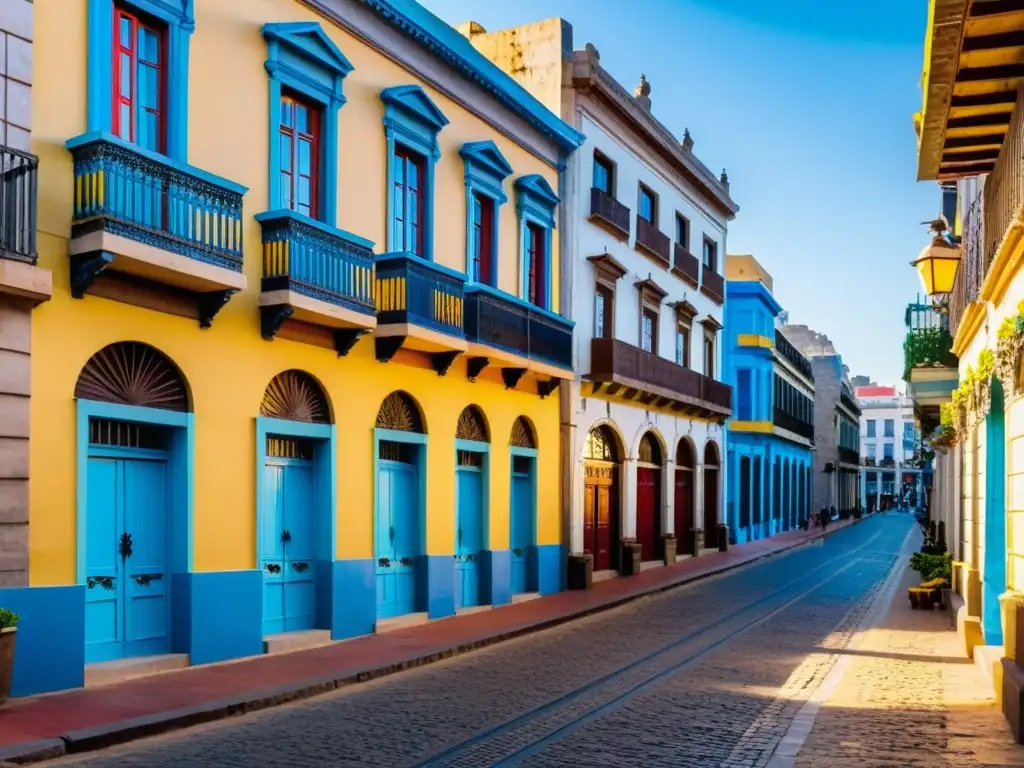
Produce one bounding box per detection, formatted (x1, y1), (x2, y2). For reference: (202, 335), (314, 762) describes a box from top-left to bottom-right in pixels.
(638, 432), (663, 465)
(456, 405), (489, 442)
(676, 438), (695, 469)
(704, 440), (720, 467)
(261, 370), (331, 423)
(510, 416), (536, 449)
(75, 341), (190, 411)
(584, 425), (619, 462)
(376, 391), (425, 433)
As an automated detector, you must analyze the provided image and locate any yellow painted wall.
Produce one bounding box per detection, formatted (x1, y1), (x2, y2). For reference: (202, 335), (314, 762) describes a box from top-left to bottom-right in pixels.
(29, 0), (564, 584)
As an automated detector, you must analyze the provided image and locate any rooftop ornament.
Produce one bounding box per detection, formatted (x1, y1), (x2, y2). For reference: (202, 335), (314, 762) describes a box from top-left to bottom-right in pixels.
(911, 219), (960, 313)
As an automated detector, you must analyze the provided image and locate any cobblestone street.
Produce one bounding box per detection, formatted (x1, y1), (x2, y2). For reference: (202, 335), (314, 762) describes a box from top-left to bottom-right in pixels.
(44, 514), (1022, 767)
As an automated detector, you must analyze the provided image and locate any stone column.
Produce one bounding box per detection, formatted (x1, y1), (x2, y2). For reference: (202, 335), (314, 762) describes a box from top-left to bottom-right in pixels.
(860, 470), (866, 509)
(621, 456), (637, 540)
(662, 460), (675, 536)
(570, 457), (584, 554)
(694, 460), (706, 550)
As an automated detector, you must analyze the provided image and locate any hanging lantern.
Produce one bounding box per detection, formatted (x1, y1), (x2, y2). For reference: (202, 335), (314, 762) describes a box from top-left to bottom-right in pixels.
(910, 220), (961, 297)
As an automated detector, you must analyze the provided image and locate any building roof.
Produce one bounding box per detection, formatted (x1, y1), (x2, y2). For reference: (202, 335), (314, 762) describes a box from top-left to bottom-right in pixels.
(856, 386), (897, 398)
(354, 0), (585, 153)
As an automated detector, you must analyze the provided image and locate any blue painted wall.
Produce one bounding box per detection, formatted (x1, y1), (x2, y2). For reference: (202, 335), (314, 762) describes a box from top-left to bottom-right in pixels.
(0, 585), (85, 696)
(324, 558), (376, 639)
(172, 570), (263, 665)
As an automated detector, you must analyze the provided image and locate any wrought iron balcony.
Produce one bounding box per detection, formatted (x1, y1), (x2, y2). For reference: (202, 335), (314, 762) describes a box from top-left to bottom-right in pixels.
(463, 284), (573, 373)
(634, 215), (670, 265)
(772, 406), (814, 441)
(878, 456), (895, 468)
(774, 330), (814, 381)
(863, 457), (876, 467)
(985, 90), (1024, 275)
(374, 251), (466, 362)
(672, 244), (699, 287)
(840, 391), (860, 416)
(589, 187), (630, 239)
(700, 267), (724, 305)
(587, 337), (732, 420)
(0, 146), (38, 265)
(839, 447), (860, 466)
(65, 133), (247, 323)
(951, 197), (983, 339)
(257, 210), (376, 352)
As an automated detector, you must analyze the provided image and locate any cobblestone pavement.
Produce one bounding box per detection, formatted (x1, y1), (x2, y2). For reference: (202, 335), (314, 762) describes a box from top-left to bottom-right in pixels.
(49, 514), (997, 768)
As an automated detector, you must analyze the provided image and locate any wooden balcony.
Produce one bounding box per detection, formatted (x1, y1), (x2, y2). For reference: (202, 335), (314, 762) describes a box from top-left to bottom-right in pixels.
(463, 284), (574, 382)
(774, 330), (814, 381)
(256, 210), (376, 355)
(65, 132), (247, 327)
(589, 187), (630, 240)
(587, 337), (732, 421)
(672, 244), (699, 288)
(634, 215), (670, 265)
(373, 251), (468, 362)
(700, 267), (724, 305)
(0, 145), (50, 304)
(772, 407), (814, 442)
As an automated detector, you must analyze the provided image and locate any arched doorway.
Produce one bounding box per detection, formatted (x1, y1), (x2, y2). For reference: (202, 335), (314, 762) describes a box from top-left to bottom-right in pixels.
(76, 342), (190, 664)
(703, 441), (720, 542)
(984, 377), (1007, 645)
(583, 425), (621, 572)
(773, 457), (781, 530)
(455, 405), (489, 610)
(782, 458), (790, 528)
(753, 456), (763, 539)
(510, 417), (537, 595)
(791, 462), (799, 523)
(636, 432), (663, 562)
(258, 370), (331, 636)
(374, 391), (426, 619)
(674, 439), (695, 556)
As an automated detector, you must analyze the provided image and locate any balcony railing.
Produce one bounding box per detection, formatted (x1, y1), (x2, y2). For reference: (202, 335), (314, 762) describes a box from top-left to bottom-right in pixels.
(375, 252), (464, 338)
(879, 457), (896, 468)
(464, 284), (573, 370)
(774, 330), (814, 381)
(589, 187), (630, 238)
(588, 337), (732, 415)
(840, 391), (860, 416)
(950, 197), (983, 338)
(635, 215), (670, 265)
(863, 457), (876, 467)
(772, 406), (814, 441)
(257, 210), (375, 316)
(672, 244), (699, 287)
(839, 447), (860, 466)
(905, 300), (948, 332)
(700, 268), (724, 305)
(904, 300), (957, 377)
(0, 146), (38, 264)
(985, 87), (1024, 275)
(67, 132), (245, 272)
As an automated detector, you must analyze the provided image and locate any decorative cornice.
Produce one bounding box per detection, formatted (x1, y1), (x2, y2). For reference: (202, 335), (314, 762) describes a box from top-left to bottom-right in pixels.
(670, 299), (699, 320)
(635, 277), (668, 304)
(588, 253), (628, 282)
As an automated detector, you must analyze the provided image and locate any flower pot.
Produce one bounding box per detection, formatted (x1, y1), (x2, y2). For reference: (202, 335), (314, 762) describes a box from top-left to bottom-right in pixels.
(567, 553), (593, 590)
(662, 534), (677, 565)
(0, 627), (16, 704)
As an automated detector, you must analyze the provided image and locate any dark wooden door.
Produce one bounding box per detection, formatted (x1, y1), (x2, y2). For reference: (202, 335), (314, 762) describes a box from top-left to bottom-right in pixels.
(636, 467), (658, 561)
(703, 468), (718, 533)
(584, 462), (617, 571)
(674, 468), (693, 539)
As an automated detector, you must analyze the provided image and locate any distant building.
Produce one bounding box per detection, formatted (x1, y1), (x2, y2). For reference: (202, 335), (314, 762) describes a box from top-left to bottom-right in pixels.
(783, 327), (862, 513)
(856, 386), (920, 511)
(724, 255), (815, 542)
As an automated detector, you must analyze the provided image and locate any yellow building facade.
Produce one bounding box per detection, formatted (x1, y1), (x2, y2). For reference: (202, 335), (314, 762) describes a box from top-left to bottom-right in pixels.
(0, 0), (582, 695)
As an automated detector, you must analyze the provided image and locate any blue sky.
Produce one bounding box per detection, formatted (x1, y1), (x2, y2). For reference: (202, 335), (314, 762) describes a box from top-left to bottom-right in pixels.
(421, 0), (937, 386)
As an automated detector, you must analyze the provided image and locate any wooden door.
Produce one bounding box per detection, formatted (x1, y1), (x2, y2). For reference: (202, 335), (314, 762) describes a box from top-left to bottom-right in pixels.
(636, 467), (658, 561)
(456, 465), (484, 609)
(510, 457), (535, 594)
(674, 469), (693, 541)
(376, 443), (418, 619)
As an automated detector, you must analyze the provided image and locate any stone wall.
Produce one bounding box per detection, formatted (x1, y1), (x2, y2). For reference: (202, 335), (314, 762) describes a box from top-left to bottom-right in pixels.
(809, 356), (841, 513)
(0, 0), (32, 152)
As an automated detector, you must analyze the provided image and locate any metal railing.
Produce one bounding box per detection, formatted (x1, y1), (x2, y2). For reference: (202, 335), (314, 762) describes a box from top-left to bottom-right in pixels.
(258, 211), (375, 316)
(635, 214), (671, 264)
(589, 187), (630, 237)
(951, 197), (984, 338)
(672, 243), (699, 287)
(700, 268), (724, 305)
(985, 89), (1024, 274)
(774, 330), (814, 381)
(772, 406), (814, 441)
(463, 284), (574, 370)
(375, 252), (464, 338)
(905, 299), (949, 332)
(0, 146), (38, 264)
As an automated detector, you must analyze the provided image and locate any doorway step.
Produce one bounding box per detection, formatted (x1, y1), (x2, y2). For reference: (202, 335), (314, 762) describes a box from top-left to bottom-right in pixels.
(85, 654), (189, 688)
(376, 613), (428, 634)
(263, 630), (331, 656)
(512, 592), (541, 604)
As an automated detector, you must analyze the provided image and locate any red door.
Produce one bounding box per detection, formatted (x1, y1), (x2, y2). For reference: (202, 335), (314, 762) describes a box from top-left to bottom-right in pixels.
(703, 468), (718, 533)
(636, 468), (658, 561)
(675, 469), (693, 539)
(584, 466), (616, 572)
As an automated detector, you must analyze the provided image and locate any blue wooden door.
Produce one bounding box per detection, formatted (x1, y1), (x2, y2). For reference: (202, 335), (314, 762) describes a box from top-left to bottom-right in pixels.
(455, 465), (483, 609)
(85, 456), (170, 664)
(376, 448), (418, 619)
(510, 458), (534, 594)
(262, 459), (316, 635)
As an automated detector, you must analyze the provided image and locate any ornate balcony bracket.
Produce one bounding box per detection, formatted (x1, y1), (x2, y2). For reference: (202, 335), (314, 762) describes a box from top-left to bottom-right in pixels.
(333, 328), (367, 357)
(375, 336), (405, 363)
(538, 378), (558, 399)
(502, 367), (527, 390)
(260, 304), (294, 340)
(431, 351), (460, 376)
(198, 289), (238, 329)
(466, 356), (490, 382)
(70, 251), (114, 299)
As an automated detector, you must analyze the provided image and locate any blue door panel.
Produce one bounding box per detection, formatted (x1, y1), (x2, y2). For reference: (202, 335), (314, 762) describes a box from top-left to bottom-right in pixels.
(510, 469), (534, 595)
(376, 460), (417, 619)
(456, 468), (483, 610)
(85, 458), (122, 663)
(375, 464), (397, 619)
(282, 463), (315, 632)
(262, 464), (286, 635)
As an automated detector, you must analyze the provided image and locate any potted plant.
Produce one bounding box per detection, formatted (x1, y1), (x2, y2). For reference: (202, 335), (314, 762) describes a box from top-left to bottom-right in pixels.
(0, 608), (18, 705)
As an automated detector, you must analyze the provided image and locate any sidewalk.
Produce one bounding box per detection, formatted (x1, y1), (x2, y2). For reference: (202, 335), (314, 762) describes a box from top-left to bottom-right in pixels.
(0, 518), (861, 763)
(786, 553), (1024, 767)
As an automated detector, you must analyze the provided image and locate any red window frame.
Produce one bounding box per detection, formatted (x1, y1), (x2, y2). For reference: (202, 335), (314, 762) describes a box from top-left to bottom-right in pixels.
(472, 193), (494, 284)
(279, 93), (321, 220)
(112, 6), (166, 152)
(394, 147), (425, 256)
(527, 222), (546, 309)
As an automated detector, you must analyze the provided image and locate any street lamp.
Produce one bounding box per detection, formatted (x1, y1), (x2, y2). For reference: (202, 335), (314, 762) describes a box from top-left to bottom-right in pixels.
(910, 220), (961, 306)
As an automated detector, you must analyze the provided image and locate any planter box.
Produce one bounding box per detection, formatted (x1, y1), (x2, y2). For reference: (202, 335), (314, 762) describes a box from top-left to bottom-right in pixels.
(0, 627), (15, 704)
(717, 524), (730, 552)
(619, 540), (642, 576)
(682, 528), (703, 557)
(567, 553), (593, 590)
(662, 535), (677, 565)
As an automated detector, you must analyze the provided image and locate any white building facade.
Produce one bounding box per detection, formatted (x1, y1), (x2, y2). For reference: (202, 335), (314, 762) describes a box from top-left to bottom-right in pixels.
(857, 386), (922, 510)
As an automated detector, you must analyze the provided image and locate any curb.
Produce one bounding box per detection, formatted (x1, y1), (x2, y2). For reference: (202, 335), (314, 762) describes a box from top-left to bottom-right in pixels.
(9, 515), (872, 763)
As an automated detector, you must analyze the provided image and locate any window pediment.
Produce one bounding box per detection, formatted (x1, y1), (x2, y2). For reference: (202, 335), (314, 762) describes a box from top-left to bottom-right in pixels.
(381, 85), (449, 159)
(461, 140), (512, 203)
(515, 174), (559, 228)
(263, 22), (352, 105)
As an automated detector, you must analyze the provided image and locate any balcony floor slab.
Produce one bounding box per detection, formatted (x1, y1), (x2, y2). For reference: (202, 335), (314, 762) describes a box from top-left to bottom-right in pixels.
(69, 229), (246, 294)
(260, 289), (375, 331)
(0, 260), (51, 304)
(375, 322), (468, 354)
